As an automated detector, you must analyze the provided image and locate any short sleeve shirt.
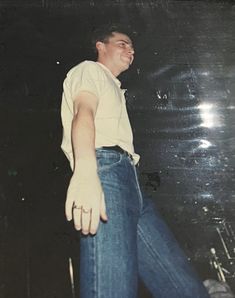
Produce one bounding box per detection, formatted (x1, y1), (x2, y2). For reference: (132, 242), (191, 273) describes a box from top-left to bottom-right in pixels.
(61, 60), (140, 169)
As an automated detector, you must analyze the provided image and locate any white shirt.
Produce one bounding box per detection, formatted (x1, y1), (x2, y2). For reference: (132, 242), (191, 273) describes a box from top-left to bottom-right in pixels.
(61, 60), (140, 169)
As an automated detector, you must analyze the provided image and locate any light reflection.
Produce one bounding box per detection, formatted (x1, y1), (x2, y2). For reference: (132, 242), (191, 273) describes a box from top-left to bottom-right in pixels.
(198, 103), (219, 128)
(200, 111), (215, 128)
(201, 71), (210, 76)
(198, 103), (213, 110)
(198, 139), (212, 149)
(200, 193), (214, 200)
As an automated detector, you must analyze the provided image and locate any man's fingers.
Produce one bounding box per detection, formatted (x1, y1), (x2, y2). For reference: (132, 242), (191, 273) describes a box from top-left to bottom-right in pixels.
(89, 209), (100, 235)
(81, 207), (92, 235)
(73, 207), (82, 230)
(100, 192), (108, 221)
(65, 195), (73, 221)
(67, 188), (106, 234)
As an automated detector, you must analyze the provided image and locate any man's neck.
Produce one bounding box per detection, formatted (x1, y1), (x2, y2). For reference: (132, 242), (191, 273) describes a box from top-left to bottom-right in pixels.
(96, 59), (121, 77)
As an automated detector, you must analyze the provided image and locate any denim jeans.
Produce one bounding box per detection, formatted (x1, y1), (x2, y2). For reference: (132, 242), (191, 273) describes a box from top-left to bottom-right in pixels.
(79, 148), (210, 298)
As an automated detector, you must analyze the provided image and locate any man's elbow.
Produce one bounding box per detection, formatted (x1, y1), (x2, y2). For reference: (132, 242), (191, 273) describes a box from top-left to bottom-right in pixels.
(72, 106), (95, 126)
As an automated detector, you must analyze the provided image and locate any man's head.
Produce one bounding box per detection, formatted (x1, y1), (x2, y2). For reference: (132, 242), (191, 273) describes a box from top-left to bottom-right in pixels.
(91, 24), (135, 77)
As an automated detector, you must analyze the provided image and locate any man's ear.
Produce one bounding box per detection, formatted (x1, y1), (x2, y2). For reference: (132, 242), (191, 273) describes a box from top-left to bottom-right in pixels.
(96, 41), (105, 53)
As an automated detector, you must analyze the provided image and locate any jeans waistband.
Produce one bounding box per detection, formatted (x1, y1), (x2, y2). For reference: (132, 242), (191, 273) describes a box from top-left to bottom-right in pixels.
(100, 146), (133, 160)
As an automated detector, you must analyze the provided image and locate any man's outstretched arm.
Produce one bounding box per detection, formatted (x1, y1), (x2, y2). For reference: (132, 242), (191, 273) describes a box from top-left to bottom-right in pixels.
(65, 91), (108, 235)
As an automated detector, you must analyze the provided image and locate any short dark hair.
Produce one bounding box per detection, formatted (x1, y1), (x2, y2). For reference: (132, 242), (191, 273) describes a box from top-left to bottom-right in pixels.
(91, 23), (133, 54)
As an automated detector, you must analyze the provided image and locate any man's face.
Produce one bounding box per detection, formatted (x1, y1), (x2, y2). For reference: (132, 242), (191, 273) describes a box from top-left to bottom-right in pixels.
(99, 32), (135, 74)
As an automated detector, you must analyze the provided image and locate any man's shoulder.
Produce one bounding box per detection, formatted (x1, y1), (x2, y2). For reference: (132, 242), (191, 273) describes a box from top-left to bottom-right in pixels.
(72, 60), (97, 69)
(67, 60), (103, 76)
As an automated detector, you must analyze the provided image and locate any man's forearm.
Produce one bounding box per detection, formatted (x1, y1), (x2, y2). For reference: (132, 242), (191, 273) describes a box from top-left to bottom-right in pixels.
(71, 107), (97, 174)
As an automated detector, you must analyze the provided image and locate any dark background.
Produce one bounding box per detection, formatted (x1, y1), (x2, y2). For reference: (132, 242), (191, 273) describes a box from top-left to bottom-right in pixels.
(0, 0), (235, 297)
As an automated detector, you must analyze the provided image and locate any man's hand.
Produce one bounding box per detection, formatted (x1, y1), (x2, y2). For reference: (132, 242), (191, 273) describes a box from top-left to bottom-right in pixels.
(65, 170), (108, 235)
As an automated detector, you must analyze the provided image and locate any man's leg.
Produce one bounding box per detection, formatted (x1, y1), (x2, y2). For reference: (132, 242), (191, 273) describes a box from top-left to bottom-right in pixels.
(79, 151), (140, 298)
(137, 191), (210, 298)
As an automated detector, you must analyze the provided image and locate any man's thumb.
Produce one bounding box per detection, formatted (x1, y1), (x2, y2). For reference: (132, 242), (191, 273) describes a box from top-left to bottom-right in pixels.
(65, 198), (73, 221)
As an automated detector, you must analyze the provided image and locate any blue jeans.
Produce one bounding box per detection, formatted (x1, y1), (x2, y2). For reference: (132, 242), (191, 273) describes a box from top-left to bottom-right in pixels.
(79, 149), (210, 298)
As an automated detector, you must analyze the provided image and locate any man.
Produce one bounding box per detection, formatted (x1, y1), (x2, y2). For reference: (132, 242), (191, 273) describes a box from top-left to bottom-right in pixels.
(61, 24), (209, 298)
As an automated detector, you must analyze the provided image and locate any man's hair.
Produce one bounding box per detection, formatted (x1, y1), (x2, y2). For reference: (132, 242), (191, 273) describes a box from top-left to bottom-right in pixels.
(91, 24), (133, 54)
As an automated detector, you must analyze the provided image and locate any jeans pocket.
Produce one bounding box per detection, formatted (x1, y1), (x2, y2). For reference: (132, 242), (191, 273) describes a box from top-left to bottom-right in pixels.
(97, 152), (122, 172)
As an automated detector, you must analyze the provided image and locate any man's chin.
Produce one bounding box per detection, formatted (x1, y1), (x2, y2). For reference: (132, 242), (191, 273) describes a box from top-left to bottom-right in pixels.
(119, 61), (131, 73)
(122, 64), (130, 72)
(125, 61), (132, 68)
